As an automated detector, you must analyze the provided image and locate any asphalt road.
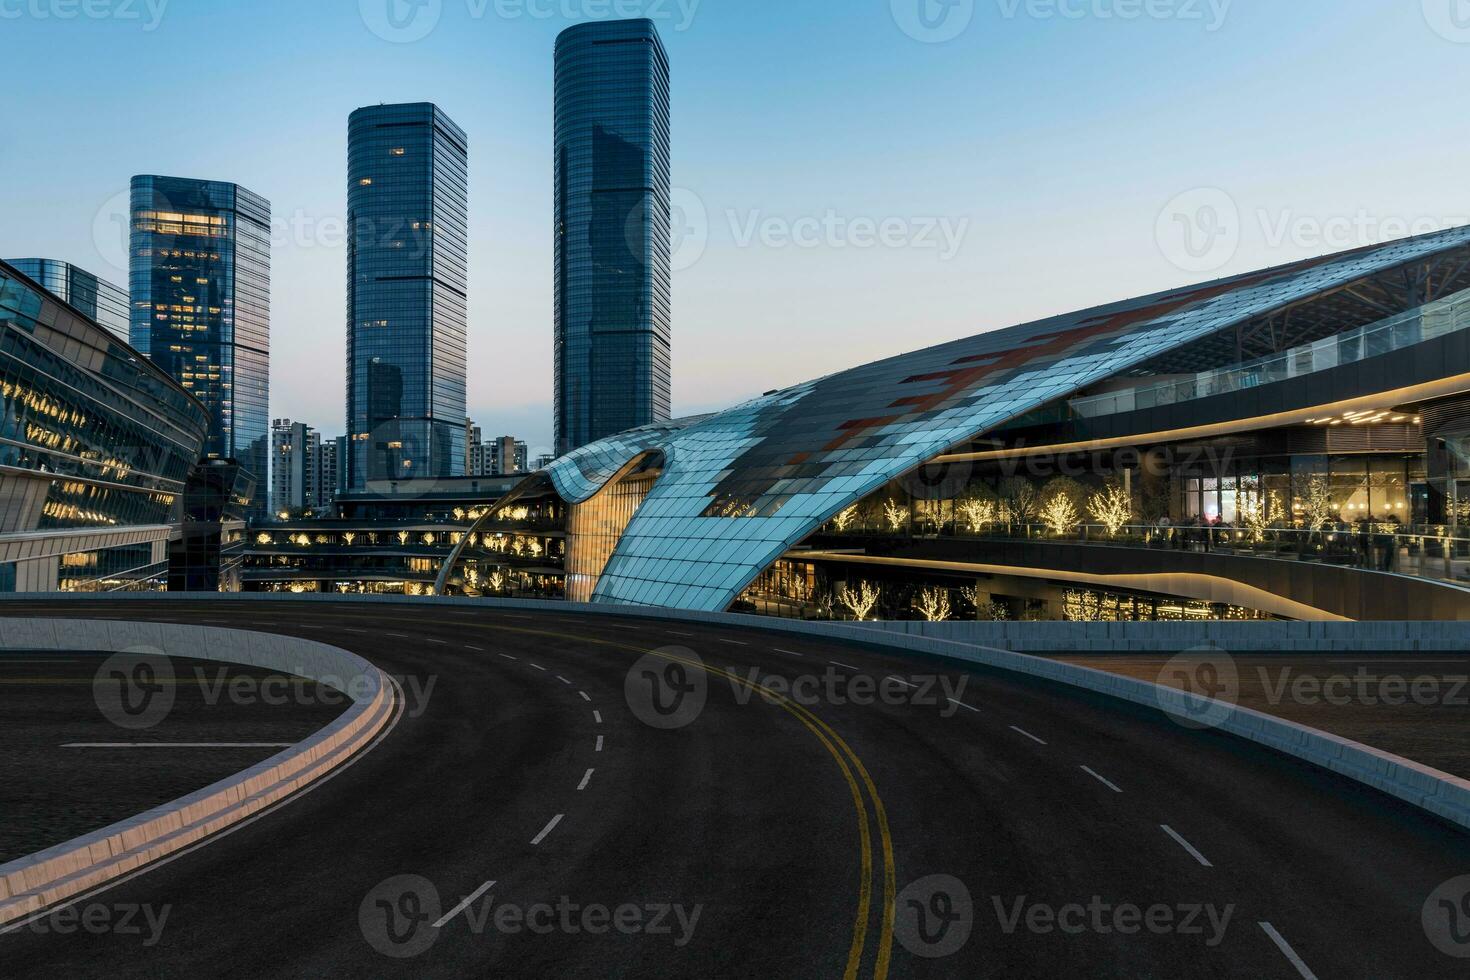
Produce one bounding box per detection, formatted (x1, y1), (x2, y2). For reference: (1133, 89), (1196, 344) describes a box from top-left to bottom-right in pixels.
(0, 652), (347, 863)
(1046, 651), (1470, 780)
(1, 599), (1468, 978)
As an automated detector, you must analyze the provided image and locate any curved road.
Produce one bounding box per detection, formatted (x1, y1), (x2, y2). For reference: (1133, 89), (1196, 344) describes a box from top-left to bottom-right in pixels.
(1, 598), (1467, 977)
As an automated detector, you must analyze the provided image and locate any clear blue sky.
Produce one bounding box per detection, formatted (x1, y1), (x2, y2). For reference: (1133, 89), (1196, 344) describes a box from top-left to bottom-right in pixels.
(2, 0), (1467, 456)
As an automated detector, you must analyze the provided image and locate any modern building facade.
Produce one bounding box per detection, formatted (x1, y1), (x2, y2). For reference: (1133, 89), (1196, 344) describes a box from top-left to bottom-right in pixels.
(0, 259), (209, 591)
(553, 18), (672, 456)
(346, 103), (469, 489)
(129, 175), (270, 514)
(270, 419), (321, 515)
(6, 259), (130, 343)
(469, 433), (528, 476)
(441, 225), (1470, 622)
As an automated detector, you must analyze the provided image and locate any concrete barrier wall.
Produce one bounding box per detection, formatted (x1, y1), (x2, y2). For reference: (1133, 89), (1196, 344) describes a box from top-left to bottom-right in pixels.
(0, 619), (396, 926)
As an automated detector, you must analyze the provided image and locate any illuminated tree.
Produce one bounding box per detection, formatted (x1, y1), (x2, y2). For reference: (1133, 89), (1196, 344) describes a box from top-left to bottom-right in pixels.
(837, 581), (881, 621)
(343, 532), (356, 546)
(999, 476), (1039, 524)
(1302, 475), (1335, 533)
(1040, 494), (1079, 536)
(1240, 490), (1278, 543)
(487, 571), (506, 594)
(1088, 485), (1132, 537)
(958, 497), (997, 532)
(883, 499), (909, 531)
(397, 530), (409, 546)
(831, 505), (859, 532)
(913, 587), (952, 622)
(960, 586), (1008, 621)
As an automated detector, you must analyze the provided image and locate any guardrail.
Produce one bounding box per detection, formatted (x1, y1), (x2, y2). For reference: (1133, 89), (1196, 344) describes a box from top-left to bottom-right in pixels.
(0, 619), (397, 927)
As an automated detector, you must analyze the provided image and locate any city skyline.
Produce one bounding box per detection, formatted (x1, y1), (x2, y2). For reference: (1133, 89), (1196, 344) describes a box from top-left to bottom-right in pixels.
(5, 4), (1468, 453)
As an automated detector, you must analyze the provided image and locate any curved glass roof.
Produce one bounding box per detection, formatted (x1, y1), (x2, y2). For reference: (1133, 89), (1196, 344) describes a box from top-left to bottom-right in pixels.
(548, 226), (1470, 610)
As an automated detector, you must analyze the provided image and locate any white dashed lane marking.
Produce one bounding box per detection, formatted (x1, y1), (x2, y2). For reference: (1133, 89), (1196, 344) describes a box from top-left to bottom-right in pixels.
(556, 675), (572, 685)
(1259, 922), (1317, 979)
(1009, 725), (1047, 746)
(530, 664), (548, 672)
(595, 735), (604, 752)
(530, 814), (564, 846)
(593, 710), (602, 723)
(1161, 825), (1212, 868)
(718, 638), (747, 646)
(579, 691), (591, 702)
(947, 698), (978, 713)
(1081, 766), (1123, 794)
(577, 768), (594, 791)
(830, 662), (859, 672)
(432, 881), (496, 929)
(774, 648), (804, 657)
(499, 654), (518, 662)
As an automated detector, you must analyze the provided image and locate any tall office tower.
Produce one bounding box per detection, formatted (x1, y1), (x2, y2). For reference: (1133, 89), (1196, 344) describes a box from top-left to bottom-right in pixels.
(130, 176), (270, 513)
(346, 102), (469, 488)
(7, 259), (131, 343)
(318, 436), (344, 509)
(270, 419), (320, 515)
(553, 19), (672, 456)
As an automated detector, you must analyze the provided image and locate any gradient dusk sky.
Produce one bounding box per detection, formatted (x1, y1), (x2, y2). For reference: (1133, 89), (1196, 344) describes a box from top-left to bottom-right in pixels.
(2, 0), (1468, 454)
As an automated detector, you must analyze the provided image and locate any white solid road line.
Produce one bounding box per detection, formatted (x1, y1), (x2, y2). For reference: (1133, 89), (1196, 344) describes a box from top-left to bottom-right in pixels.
(593, 710), (603, 723)
(432, 880), (496, 929)
(577, 768), (594, 791)
(595, 735), (604, 752)
(63, 742), (294, 748)
(830, 661), (859, 672)
(774, 648), (804, 657)
(531, 814), (564, 846)
(579, 691), (591, 702)
(1009, 725), (1047, 746)
(1259, 922), (1317, 979)
(947, 698), (979, 712)
(1161, 825), (1213, 867)
(1081, 766), (1123, 793)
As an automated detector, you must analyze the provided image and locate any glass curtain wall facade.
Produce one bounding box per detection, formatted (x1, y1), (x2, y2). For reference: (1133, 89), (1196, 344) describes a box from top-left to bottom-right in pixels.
(7, 259), (130, 343)
(346, 102), (469, 488)
(130, 176), (270, 513)
(0, 259), (209, 591)
(553, 18), (672, 456)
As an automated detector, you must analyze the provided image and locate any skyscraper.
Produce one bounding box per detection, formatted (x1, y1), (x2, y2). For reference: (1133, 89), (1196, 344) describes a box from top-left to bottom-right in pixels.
(270, 419), (320, 516)
(553, 19), (672, 456)
(7, 259), (130, 343)
(346, 102), (469, 488)
(130, 176), (270, 513)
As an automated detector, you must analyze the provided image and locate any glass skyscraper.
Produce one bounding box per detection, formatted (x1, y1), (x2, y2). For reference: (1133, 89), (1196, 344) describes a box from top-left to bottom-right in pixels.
(130, 175), (271, 513)
(6, 259), (130, 343)
(553, 19), (672, 457)
(346, 102), (468, 488)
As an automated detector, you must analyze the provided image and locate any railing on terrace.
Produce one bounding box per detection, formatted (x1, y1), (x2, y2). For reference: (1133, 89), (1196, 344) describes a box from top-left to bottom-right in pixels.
(815, 520), (1470, 587)
(1067, 287), (1470, 419)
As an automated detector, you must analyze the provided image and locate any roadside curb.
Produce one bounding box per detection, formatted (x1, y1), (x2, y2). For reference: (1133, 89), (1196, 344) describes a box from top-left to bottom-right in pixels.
(0, 619), (396, 927)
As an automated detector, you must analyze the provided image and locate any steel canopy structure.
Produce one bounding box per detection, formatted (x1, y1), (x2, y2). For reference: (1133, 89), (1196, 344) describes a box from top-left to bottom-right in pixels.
(455, 226), (1470, 610)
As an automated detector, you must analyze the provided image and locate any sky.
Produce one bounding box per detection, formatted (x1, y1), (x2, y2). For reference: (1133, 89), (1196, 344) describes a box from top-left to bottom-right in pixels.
(2, 0), (1468, 457)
